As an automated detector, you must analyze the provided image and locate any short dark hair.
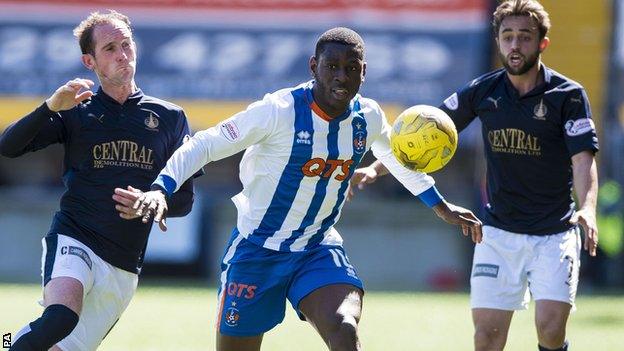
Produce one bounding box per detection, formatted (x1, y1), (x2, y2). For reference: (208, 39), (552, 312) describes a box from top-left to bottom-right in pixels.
(315, 27), (365, 59)
(73, 10), (133, 55)
(493, 0), (551, 39)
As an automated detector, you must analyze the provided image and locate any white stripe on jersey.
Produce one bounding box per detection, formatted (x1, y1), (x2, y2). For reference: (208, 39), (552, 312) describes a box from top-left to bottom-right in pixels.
(329, 248), (342, 268)
(155, 81), (435, 252)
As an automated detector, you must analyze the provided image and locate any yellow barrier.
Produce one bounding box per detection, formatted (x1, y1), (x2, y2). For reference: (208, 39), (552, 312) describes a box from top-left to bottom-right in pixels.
(0, 97), (407, 131)
(540, 0), (611, 129)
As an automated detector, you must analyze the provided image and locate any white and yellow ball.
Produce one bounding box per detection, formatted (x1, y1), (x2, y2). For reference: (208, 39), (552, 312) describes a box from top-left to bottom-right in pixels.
(390, 105), (458, 173)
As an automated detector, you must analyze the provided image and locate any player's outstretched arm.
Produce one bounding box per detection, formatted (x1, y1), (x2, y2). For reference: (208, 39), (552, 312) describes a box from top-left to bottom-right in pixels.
(0, 78), (94, 158)
(570, 150), (599, 256)
(433, 200), (483, 243)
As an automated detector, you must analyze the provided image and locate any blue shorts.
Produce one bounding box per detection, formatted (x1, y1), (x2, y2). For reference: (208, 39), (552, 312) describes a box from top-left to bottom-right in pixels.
(216, 228), (363, 336)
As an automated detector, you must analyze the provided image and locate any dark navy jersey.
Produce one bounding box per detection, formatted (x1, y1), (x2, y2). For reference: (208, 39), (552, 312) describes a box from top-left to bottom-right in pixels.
(439, 65), (599, 235)
(15, 88), (194, 272)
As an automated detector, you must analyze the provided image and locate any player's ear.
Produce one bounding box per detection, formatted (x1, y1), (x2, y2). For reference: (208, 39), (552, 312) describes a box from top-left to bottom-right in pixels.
(309, 55), (317, 77)
(539, 36), (550, 53)
(81, 53), (95, 70)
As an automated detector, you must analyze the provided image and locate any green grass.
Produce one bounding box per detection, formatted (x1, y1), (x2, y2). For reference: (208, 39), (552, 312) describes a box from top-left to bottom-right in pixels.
(1, 281), (622, 350)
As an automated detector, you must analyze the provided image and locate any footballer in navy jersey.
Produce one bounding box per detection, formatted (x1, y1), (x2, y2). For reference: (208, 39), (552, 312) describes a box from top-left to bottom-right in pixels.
(439, 65), (598, 235)
(1, 11), (197, 351)
(3, 88), (195, 273)
(351, 1), (599, 350)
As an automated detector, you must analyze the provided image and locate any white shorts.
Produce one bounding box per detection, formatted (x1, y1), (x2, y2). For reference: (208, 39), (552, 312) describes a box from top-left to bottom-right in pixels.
(470, 225), (581, 311)
(41, 234), (138, 351)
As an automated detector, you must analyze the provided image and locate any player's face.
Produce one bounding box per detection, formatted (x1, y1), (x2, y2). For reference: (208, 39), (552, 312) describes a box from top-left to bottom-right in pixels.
(310, 43), (365, 117)
(496, 15), (547, 76)
(83, 20), (137, 87)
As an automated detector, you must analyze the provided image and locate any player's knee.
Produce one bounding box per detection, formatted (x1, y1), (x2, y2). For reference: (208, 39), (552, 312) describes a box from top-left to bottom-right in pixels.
(536, 318), (566, 346)
(10, 304), (79, 351)
(474, 326), (506, 350)
(327, 318), (360, 351)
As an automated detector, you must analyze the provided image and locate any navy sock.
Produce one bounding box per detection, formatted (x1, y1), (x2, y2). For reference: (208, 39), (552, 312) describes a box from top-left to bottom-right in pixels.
(538, 340), (569, 351)
(10, 304), (79, 351)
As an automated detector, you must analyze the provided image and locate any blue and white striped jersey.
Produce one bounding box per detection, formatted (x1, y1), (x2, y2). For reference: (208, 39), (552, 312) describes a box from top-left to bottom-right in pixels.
(155, 81), (434, 251)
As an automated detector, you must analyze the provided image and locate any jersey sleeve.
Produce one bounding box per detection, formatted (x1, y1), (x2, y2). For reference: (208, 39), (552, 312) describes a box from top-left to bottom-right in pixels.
(439, 81), (478, 133)
(370, 105), (435, 197)
(562, 87), (599, 156)
(154, 95), (277, 195)
(172, 109), (204, 178)
(0, 102), (70, 157)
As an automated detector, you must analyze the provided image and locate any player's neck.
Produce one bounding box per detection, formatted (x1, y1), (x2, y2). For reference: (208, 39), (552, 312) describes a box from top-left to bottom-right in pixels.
(506, 61), (543, 97)
(100, 81), (138, 105)
(311, 86), (349, 119)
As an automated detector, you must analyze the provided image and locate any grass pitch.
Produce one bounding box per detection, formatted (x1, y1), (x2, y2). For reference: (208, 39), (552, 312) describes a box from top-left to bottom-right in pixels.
(1, 281), (622, 350)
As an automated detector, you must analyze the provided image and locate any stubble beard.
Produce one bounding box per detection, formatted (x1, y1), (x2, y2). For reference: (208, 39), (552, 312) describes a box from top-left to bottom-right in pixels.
(500, 50), (540, 76)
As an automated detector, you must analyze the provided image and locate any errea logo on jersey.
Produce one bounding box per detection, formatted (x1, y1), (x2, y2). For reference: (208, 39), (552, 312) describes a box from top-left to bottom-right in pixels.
(296, 130), (312, 145)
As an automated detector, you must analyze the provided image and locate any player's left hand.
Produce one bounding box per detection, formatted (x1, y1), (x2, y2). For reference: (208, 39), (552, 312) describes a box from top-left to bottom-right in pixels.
(570, 208), (598, 256)
(433, 200), (483, 243)
(347, 166), (378, 201)
(113, 185), (143, 220)
(132, 190), (168, 232)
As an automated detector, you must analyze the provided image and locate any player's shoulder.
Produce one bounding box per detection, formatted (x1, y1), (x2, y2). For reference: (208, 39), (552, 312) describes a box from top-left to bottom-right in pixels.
(544, 66), (586, 94)
(249, 83), (304, 112)
(139, 93), (186, 117)
(465, 68), (506, 92)
(356, 95), (383, 116)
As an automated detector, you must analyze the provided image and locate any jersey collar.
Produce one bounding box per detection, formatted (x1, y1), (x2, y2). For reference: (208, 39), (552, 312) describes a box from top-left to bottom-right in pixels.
(95, 86), (144, 107)
(503, 63), (552, 100)
(304, 81), (355, 123)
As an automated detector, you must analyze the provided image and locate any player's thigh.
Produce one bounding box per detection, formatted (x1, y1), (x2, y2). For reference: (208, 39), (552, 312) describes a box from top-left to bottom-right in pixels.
(299, 283), (363, 333)
(57, 257), (138, 351)
(470, 226), (530, 310)
(217, 333), (263, 351)
(528, 227), (581, 306)
(43, 277), (84, 314)
(217, 234), (291, 337)
(41, 234), (97, 314)
(288, 245), (363, 328)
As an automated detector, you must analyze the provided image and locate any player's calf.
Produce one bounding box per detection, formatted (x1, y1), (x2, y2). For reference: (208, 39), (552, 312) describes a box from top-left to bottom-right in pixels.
(9, 304), (79, 351)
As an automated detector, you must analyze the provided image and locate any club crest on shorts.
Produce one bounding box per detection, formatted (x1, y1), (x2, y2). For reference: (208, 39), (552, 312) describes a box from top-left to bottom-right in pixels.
(225, 305), (240, 327)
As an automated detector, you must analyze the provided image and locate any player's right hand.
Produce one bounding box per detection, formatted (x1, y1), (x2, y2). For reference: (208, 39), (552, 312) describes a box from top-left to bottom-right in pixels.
(132, 190), (168, 232)
(46, 78), (95, 112)
(433, 200), (483, 243)
(347, 166), (379, 201)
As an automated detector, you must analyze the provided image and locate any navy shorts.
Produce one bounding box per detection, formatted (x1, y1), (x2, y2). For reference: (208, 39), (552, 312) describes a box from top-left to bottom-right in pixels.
(216, 228), (363, 336)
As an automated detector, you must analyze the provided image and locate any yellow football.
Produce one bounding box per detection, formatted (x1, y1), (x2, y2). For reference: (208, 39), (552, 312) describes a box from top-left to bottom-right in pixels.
(390, 105), (458, 173)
